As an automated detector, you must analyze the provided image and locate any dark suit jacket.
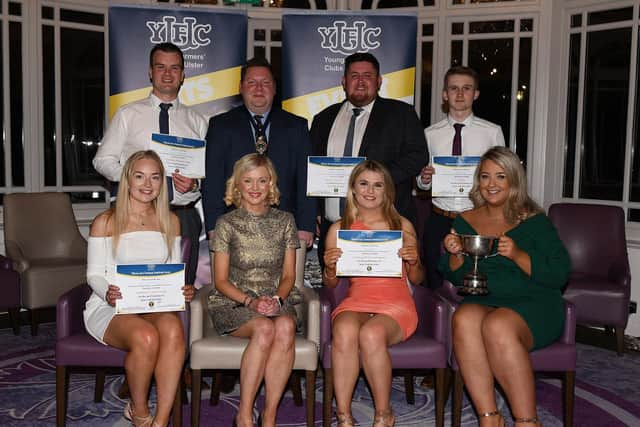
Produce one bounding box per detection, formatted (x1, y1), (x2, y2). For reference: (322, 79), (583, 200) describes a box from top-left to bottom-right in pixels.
(310, 96), (428, 219)
(201, 105), (316, 233)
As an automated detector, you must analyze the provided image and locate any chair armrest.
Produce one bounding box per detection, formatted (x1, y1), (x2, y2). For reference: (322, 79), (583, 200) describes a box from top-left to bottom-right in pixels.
(319, 286), (336, 359)
(608, 256), (631, 290)
(0, 254), (13, 270)
(57, 284), (92, 339)
(4, 240), (29, 273)
(423, 287), (447, 344)
(300, 287), (320, 351)
(190, 284), (212, 345)
(70, 234), (88, 259)
(561, 300), (576, 345)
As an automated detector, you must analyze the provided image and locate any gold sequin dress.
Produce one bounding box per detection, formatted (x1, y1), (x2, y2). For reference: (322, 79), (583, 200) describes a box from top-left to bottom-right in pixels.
(207, 207), (301, 335)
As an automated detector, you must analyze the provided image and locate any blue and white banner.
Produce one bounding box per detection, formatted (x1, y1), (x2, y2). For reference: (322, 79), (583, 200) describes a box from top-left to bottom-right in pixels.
(281, 12), (417, 123)
(109, 4), (247, 120)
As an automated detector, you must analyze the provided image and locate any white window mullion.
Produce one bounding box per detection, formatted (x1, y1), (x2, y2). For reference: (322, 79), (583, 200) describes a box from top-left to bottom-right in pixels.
(573, 11), (587, 199)
(622, 4), (639, 207)
(2, 0), (13, 188)
(54, 6), (62, 191)
(509, 23), (521, 153)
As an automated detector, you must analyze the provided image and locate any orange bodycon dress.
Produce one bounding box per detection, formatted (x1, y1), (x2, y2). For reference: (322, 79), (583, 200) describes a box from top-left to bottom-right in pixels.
(331, 221), (418, 341)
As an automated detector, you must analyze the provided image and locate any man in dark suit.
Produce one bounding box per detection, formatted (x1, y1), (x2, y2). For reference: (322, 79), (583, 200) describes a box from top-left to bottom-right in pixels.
(202, 57), (316, 247)
(311, 52), (428, 267)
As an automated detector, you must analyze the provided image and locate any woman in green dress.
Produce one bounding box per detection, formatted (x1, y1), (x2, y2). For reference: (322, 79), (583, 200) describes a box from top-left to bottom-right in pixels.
(441, 147), (570, 427)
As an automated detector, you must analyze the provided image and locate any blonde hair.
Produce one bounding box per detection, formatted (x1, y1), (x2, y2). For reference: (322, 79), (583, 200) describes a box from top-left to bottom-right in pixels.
(112, 150), (176, 255)
(224, 153), (280, 208)
(469, 146), (543, 224)
(341, 160), (402, 230)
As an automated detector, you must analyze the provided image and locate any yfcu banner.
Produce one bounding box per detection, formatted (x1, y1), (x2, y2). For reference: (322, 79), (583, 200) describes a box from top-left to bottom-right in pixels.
(109, 5), (247, 120)
(281, 12), (417, 123)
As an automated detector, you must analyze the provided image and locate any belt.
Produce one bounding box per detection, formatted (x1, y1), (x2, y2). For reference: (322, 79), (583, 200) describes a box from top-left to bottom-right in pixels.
(170, 201), (198, 210)
(432, 206), (459, 219)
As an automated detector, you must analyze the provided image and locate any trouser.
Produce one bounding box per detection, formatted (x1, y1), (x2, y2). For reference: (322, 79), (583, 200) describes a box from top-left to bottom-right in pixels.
(422, 211), (454, 289)
(171, 205), (202, 285)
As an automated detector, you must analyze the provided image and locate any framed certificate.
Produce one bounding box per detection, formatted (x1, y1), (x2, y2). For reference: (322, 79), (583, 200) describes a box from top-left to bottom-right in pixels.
(336, 230), (403, 277)
(151, 133), (206, 179)
(115, 263), (185, 314)
(306, 156), (366, 197)
(431, 156), (481, 197)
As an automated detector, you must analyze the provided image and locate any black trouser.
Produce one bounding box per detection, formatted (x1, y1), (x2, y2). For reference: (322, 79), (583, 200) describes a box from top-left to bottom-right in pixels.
(422, 211), (454, 289)
(171, 205), (202, 285)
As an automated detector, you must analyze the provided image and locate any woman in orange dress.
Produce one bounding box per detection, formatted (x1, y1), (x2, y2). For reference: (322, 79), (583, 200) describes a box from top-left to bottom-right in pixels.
(323, 160), (424, 427)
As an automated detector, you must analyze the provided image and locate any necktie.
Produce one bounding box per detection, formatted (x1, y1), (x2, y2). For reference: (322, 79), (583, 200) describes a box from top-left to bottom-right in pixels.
(452, 123), (464, 156)
(340, 107), (362, 216)
(159, 103), (174, 201)
(342, 107), (363, 157)
(254, 114), (268, 155)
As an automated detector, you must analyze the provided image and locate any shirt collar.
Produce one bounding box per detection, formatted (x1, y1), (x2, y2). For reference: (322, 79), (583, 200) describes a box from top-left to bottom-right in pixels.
(246, 107), (272, 123)
(344, 97), (376, 115)
(447, 112), (475, 127)
(150, 93), (180, 110)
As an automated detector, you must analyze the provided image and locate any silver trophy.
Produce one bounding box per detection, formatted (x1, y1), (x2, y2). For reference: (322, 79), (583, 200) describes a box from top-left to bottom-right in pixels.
(457, 234), (498, 296)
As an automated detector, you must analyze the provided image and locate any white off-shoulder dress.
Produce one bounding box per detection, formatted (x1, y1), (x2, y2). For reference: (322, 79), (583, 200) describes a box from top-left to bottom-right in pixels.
(83, 231), (181, 344)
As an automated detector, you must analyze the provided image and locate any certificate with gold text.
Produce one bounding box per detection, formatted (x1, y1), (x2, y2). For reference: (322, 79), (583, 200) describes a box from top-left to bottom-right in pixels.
(307, 156), (366, 197)
(336, 230), (403, 277)
(431, 156), (481, 197)
(151, 133), (206, 179)
(115, 264), (185, 314)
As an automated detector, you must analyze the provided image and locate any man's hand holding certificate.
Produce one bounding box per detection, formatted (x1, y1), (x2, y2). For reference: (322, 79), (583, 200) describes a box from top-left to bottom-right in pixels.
(151, 133), (206, 179)
(431, 156), (481, 197)
(307, 156), (366, 197)
(336, 230), (403, 277)
(115, 263), (186, 314)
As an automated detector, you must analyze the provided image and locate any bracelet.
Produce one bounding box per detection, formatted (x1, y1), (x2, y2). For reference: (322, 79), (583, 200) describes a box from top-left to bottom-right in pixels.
(243, 295), (253, 307)
(324, 268), (337, 279)
(272, 295), (283, 308)
(406, 259), (419, 266)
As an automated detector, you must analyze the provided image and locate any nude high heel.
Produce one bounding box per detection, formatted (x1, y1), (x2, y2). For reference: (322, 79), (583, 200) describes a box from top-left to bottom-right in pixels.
(372, 409), (395, 427)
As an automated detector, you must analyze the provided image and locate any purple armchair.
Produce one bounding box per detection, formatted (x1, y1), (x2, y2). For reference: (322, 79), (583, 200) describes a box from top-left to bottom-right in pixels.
(548, 203), (631, 354)
(319, 279), (448, 427)
(55, 238), (192, 427)
(439, 283), (577, 427)
(0, 254), (21, 335)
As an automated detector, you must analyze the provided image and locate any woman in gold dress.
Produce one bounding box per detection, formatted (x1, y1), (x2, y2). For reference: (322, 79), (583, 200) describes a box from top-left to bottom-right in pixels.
(207, 153), (302, 427)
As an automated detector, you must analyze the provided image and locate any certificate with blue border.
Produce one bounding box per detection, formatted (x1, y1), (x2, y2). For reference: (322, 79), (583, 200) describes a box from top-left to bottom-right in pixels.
(431, 156), (481, 197)
(306, 156), (366, 197)
(336, 230), (403, 277)
(151, 133), (206, 179)
(115, 263), (185, 314)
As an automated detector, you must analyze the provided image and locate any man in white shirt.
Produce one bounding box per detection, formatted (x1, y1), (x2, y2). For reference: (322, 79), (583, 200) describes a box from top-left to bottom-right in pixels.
(417, 66), (505, 289)
(93, 42), (208, 284)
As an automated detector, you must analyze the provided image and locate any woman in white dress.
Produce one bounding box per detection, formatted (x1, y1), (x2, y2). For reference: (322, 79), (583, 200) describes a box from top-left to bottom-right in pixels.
(83, 150), (196, 427)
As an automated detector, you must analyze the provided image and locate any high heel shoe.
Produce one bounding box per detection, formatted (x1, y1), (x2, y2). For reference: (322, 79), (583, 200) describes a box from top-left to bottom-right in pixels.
(372, 409), (395, 427)
(480, 410), (505, 427)
(336, 412), (355, 427)
(123, 401), (154, 427)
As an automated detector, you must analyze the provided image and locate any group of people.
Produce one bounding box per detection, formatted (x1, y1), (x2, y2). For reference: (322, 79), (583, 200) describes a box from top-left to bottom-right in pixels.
(83, 41), (570, 427)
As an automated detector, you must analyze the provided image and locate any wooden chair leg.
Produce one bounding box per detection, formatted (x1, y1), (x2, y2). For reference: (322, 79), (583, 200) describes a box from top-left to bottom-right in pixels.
(173, 377), (183, 427)
(564, 371), (575, 427)
(615, 327), (625, 355)
(94, 369), (106, 402)
(290, 371), (303, 406)
(191, 369), (202, 427)
(452, 370), (464, 427)
(434, 368), (446, 427)
(56, 366), (67, 427)
(323, 367), (333, 427)
(8, 308), (20, 335)
(403, 373), (415, 404)
(305, 370), (316, 427)
(210, 371), (222, 406)
(30, 308), (39, 336)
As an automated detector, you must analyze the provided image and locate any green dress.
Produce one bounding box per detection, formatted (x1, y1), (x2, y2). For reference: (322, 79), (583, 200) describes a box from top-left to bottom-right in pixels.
(439, 213), (571, 349)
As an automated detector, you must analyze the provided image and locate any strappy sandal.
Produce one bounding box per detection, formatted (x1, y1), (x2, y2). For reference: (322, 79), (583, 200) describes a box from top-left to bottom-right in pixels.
(124, 401), (154, 427)
(480, 410), (505, 427)
(336, 412), (355, 426)
(372, 409), (395, 427)
(514, 416), (540, 426)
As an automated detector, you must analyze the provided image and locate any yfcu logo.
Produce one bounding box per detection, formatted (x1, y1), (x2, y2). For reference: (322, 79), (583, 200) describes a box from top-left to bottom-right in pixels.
(146, 16), (212, 51)
(317, 21), (381, 55)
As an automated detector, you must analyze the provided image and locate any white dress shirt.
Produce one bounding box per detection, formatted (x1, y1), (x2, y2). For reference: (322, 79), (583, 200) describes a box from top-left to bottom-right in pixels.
(417, 114), (505, 213)
(324, 99), (375, 222)
(93, 93), (208, 205)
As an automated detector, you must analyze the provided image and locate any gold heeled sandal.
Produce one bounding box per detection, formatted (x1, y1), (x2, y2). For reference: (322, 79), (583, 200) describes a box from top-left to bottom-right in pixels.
(372, 409), (395, 427)
(514, 416), (540, 426)
(480, 410), (505, 427)
(124, 401), (154, 427)
(336, 412), (355, 426)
